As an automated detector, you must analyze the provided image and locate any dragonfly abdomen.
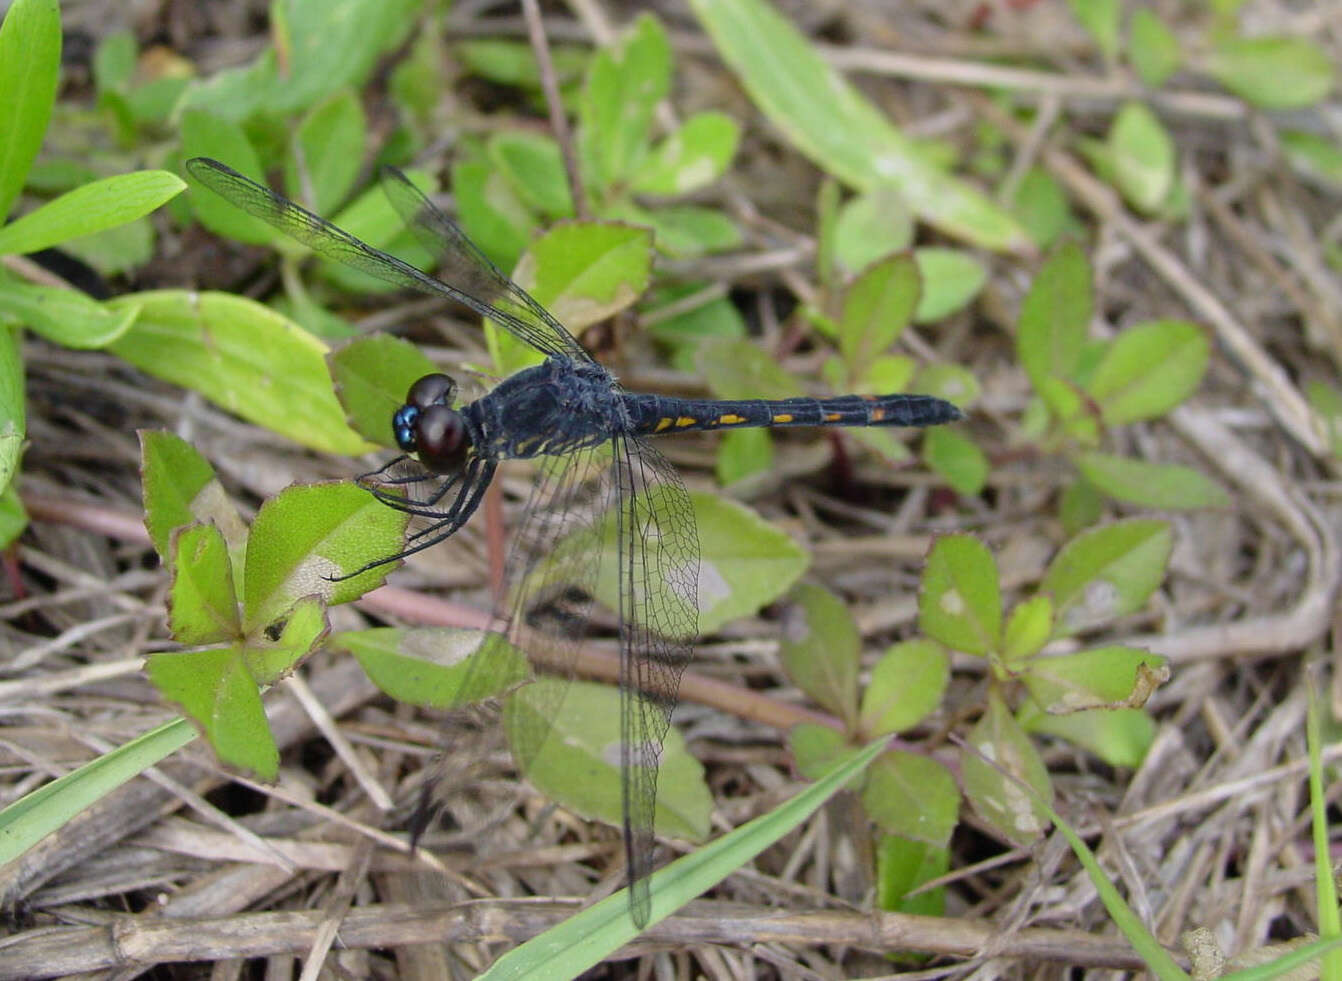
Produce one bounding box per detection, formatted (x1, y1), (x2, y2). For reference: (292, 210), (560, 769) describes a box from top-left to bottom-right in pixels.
(627, 392), (962, 435)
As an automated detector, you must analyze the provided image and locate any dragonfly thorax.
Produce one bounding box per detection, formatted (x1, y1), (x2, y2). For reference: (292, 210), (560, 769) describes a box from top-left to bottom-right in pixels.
(394, 373), (471, 474)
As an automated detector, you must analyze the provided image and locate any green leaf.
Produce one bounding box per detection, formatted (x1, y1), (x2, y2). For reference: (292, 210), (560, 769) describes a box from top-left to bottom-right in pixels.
(918, 534), (1000, 655)
(451, 156), (537, 272)
(489, 131), (574, 219)
(0, 284), (138, 349)
(1022, 645), (1166, 714)
(961, 691), (1051, 846)
(0, 171), (184, 256)
(922, 426), (987, 497)
(108, 290), (373, 455)
(1203, 36), (1336, 110)
(777, 584), (860, 725)
(578, 13), (672, 192)
(242, 481), (407, 631)
(1066, 0), (1120, 61)
(93, 29), (136, 95)
(483, 736), (887, 973)
(1280, 130), (1342, 193)
(169, 523), (240, 645)
(61, 215), (155, 277)
(858, 639), (949, 737)
(455, 39), (587, 91)
(912, 362), (979, 410)
(0, 327), (22, 493)
(1040, 518), (1172, 637)
(861, 750), (958, 845)
(697, 337), (804, 401)
(504, 678), (712, 842)
(327, 334), (437, 445)
(1018, 701), (1156, 769)
(1087, 319), (1208, 423)
(180, 113), (275, 245)
(139, 430), (247, 564)
(854, 354), (915, 396)
(686, 0), (1031, 253)
(1017, 242), (1091, 392)
(631, 111), (740, 196)
(875, 834), (947, 916)
(715, 426), (773, 486)
(832, 186), (913, 275)
(0, 482), (27, 547)
(1002, 595), (1053, 664)
(1076, 452), (1230, 511)
(1059, 477), (1103, 537)
(1008, 167), (1074, 250)
(0, 0), (60, 222)
(313, 170), (437, 295)
(285, 87), (367, 215)
(788, 722), (857, 781)
(1128, 9), (1181, 88)
(1107, 101), (1174, 214)
(487, 222), (653, 376)
(838, 252), (919, 367)
(612, 202), (741, 258)
(912, 248), (986, 324)
(242, 595), (328, 684)
(145, 647), (279, 779)
(335, 627), (531, 708)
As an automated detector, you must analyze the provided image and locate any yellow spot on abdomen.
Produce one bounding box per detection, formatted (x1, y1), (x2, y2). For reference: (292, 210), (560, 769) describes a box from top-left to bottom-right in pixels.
(870, 407), (886, 422)
(675, 417), (696, 427)
(825, 412), (842, 422)
(772, 413), (793, 423)
(718, 413), (745, 425)
(654, 418), (673, 432)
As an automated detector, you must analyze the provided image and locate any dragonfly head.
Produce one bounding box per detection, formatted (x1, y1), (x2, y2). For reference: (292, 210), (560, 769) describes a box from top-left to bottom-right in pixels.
(393, 373), (470, 474)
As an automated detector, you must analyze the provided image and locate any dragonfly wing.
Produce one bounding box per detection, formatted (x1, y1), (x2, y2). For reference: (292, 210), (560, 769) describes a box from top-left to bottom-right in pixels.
(378, 166), (593, 364)
(611, 433), (699, 926)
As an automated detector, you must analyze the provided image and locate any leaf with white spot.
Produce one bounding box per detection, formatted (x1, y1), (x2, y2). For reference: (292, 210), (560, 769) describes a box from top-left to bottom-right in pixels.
(1040, 519), (1171, 638)
(918, 534), (1000, 655)
(962, 691), (1051, 846)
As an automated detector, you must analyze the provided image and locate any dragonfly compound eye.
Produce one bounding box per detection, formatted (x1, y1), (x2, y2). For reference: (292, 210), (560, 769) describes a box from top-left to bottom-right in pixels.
(406, 373), (456, 410)
(413, 404), (470, 473)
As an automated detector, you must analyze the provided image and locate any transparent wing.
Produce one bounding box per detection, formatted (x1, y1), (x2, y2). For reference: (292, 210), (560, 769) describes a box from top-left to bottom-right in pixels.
(378, 167), (593, 364)
(611, 433), (699, 926)
(184, 157), (587, 362)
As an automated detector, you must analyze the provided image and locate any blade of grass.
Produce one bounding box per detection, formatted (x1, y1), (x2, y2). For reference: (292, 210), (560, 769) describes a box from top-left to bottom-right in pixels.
(1308, 676), (1342, 980)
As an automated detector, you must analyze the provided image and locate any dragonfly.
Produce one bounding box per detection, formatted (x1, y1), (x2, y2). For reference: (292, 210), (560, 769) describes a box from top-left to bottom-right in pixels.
(185, 156), (963, 927)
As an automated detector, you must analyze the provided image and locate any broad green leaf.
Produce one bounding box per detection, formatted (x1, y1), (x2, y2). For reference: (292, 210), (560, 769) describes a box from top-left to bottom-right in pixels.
(328, 334), (437, 445)
(242, 594), (328, 683)
(93, 29), (136, 95)
(0, 0), (60, 222)
(1281, 130), (1342, 192)
(716, 426), (773, 486)
(285, 87), (367, 215)
(861, 750), (958, 845)
(1002, 595), (1053, 664)
(578, 13), (671, 192)
(0, 171), (184, 256)
(1018, 700), (1155, 769)
(1107, 101), (1174, 213)
(1066, 0), (1120, 61)
(838, 253), (919, 367)
(1017, 242), (1091, 392)
(0, 284), (138, 349)
(913, 248), (986, 324)
(922, 426), (987, 497)
(489, 131), (574, 219)
(0, 328), (22, 493)
(176, 56), (276, 124)
(1076, 452), (1230, 511)
(1087, 319), (1208, 423)
(1203, 36), (1335, 110)
(697, 336), (803, 401)
(918, 534), (1000, 655)
(108, 291), (373, 455)
(631, 111), (740, 196)
(614, 203), (742, 258)
(390, 21), (446, 122)
(875, 834), (947, 916)
(832, 186), (913, 274)
(788, 723), (857, 781)
(146, 647), (279, 779)
(335, 627), (530, 708)
(487, 222), (653, 376)
(777, 584), (860, 725)
(455, 39), (587, 91)
(1022, 646), (1166, 714)
(1128, 9), (1181, 88)
(169, 523), (240, 645)
(451, 156), (535, 271)
(1040, 518), (1171, 637)
(854, 354), (915, 396)
(858, 639), (949, 737)
(1059, 476), (1104, 537)
(139, 430), (246, 563)
(1008, 167), (1074, 249)
(181, 113), (274, 246)
(242, 481), (406, 631)
(483, 737), (887, 975)
(961, 691), (1051, 846)
(687, 0), (1030, 252)
(504, 679), (712, 842)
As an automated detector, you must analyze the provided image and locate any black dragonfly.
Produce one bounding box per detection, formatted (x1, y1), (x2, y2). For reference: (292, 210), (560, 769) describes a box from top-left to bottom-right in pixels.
(185, 156), (962, 927)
